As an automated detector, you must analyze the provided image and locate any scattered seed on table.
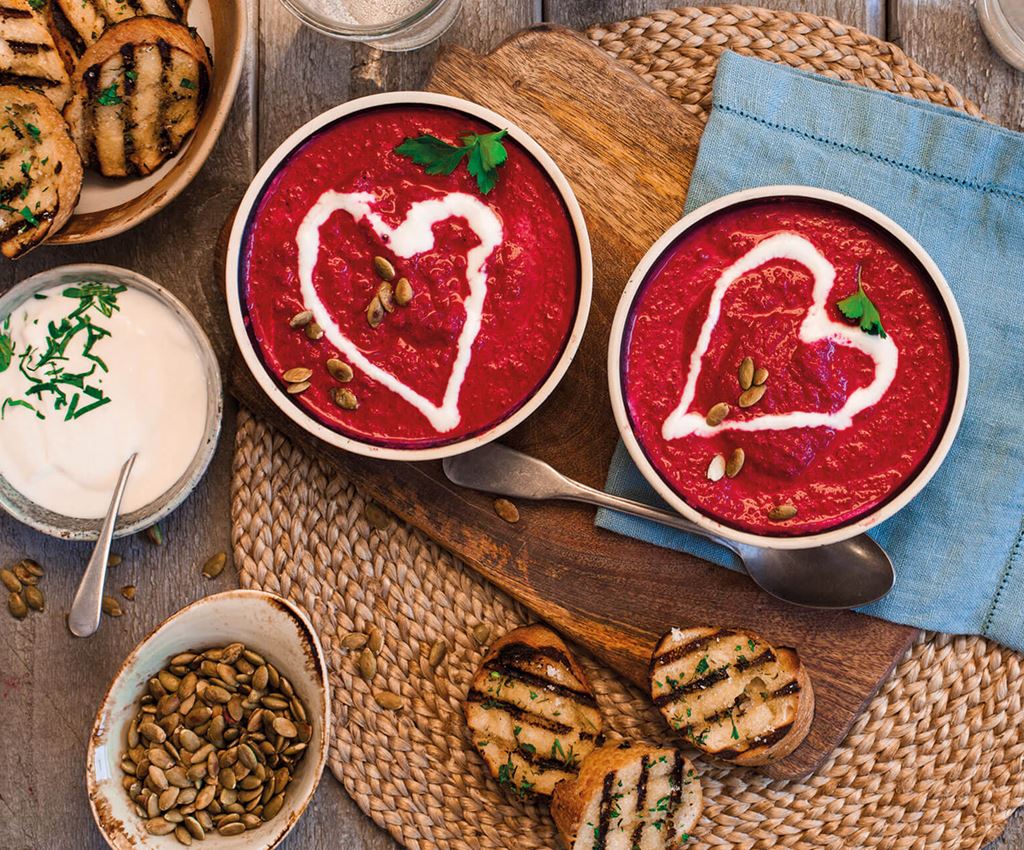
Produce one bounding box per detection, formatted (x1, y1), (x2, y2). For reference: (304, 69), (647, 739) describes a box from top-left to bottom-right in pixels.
(121, 585), (136, 601)
(472, 624), (492, 645)
(428, 638), (447, 668)
(342, 632), (368, 651)
(375, 691), (403, 711)
(367, 624), (384, 655)
(202, 552), (227, 579)
(0, 568), (21, 593)
(107, 553), (123, 567)
(144, 524), (164, 546)
(13, 563), (37, 585)
(8, 591), (27, 619)
(494, 498), (520, 524)
(24, 585), (44, 611)
(364, 503), (390, 530)
(21, 559), (43, 577)
(102, 595), (124, 617)
(359, 648), (377, 680)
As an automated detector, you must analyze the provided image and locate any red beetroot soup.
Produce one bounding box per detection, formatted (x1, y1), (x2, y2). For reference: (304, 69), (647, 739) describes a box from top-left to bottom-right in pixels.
(622, 197), (958, 536)
(240, 104), (581, 448)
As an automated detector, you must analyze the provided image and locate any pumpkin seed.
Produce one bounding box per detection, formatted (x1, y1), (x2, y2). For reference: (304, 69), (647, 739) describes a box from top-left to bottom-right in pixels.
(333, 388), (359, 410)
(753, 367), (769, 386)
(304, 321), (324, 341)
(103, 595), (124, 617)
(263, 793), (286, 821)
(378, 281), (395, 313)
(272, 717), (297, 738)
(218, 822), (246, 836)
(394, 278), (413, 306)
(174, 824), (193, 846)
(366, 295), (385, 328)
(705, 402), (730, 426)
(428, 638), (447, 668)
(326, 358), (354, 382)
(282, 367), (313, 383)
(725, 448), (745, 478)
(738, 384), (766, 408)
(144, 524), (164, 546)
(0, 569), (21, 593)
(494, 498), (519, 524)
(21, 558), (43, 577)
(706, 454), (726, 482)
(120, 585), (136, 601)
(183, 816), (205, 840)
(375, 691), (403, 711)
(8, 591), (27, 619)
(373, 256), (396, 281)
(364, 502), (390, 530)
(289, 310), (313, 329)
(738, 356), (754, 390)
(472, 624), (491, 645)
(367, 624), (384, 654)
(12, 563), (36, 585)
(146, 817), (175, 836)
(108, 553), (122, 567)
(358, 648), (377, 680)
(286, 380), (311, 395)
(23, 585), (44, 611)
(202, 552), (227, 579)
(342, 632), (368, 651)
(768, 504), (798, 521)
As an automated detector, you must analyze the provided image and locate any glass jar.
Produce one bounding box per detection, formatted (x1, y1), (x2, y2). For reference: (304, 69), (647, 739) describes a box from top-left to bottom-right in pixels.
(278, 0), (463, 51)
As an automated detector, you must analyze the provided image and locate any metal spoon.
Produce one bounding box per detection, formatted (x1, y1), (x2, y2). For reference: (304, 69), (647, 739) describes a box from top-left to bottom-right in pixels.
(442, 443), (894, 609)
(68, 453), (137, 638)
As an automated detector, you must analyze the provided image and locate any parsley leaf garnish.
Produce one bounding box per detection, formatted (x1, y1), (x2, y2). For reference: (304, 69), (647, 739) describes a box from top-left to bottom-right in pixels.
(837, 265), (886, 338)
(0, 330), (12, 373)
(694, 656), (709, 675)
(25, 123), (40, 139)
(96, 84), (122, 106)
(395, 129), (509, 195)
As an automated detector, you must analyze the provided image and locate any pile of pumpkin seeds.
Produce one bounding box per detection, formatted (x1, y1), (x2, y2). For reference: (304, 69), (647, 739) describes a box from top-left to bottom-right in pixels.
(120, 642), (310, 844)
(366, 255), (414, 329)
(3, 559), (44, 620)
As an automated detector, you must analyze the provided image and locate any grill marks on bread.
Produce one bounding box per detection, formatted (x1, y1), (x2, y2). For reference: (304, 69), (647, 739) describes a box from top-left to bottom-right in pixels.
(0, 85), (82, 256)
(63, 17), (209, 177)
(49, 0), (188, 70)
(550, 742), (702, 850)
(464, 625), (603, 799)
(649, 626), (814, 766)
(0, 0), (71, 107)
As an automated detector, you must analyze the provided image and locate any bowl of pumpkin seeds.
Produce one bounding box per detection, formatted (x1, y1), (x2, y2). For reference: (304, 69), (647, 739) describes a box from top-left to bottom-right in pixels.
(87, 589), (330, 848)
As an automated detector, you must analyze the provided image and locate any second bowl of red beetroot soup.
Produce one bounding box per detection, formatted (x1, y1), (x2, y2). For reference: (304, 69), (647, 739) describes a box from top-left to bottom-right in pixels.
(616, 191), (964, 539)
(237, 99), (586, 452)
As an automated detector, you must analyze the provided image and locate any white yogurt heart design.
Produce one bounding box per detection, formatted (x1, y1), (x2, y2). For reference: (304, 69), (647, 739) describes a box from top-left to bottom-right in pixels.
(661, 233), (899, 440)
(296, 190), (503, 433)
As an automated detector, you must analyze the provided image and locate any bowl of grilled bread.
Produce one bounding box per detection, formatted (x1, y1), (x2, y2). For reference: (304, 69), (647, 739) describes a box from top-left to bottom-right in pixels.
(0, 0), (245, 257)
(464, 622), (814, 847)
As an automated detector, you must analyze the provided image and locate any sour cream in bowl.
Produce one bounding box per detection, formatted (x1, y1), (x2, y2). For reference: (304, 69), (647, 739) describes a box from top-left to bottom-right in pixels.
(0, 265), (222, 539)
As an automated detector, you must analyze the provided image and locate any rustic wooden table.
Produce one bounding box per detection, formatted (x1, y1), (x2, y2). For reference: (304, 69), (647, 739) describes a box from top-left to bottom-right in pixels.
(1, 1), (1021, 848)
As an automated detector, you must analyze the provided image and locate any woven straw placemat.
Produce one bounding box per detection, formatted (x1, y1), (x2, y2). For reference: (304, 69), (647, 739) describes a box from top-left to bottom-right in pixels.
(231, 8), (1021, 849)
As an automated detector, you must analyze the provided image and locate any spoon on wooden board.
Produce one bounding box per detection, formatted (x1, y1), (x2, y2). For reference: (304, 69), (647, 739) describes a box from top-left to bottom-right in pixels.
(442, 443), (895, 610)
(68, 453), (137, 638)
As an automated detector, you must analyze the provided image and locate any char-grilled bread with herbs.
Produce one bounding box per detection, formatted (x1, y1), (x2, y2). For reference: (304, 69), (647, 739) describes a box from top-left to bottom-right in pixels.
(48, 0), (189, 73)
(63, 16), (210, 178)
(464, 624), (604, 800)
(0, 84), (82, 257)
(649, 626), (814, 767)
(550, 741), (702, 850)
(0, 0), (72, 108)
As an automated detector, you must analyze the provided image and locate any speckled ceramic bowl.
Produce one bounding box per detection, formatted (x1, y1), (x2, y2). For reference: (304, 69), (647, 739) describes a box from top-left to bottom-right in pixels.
(86, 590), (331, 849)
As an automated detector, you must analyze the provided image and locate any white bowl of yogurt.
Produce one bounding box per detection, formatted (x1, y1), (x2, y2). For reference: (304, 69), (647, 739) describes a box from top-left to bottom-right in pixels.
(0, 265), (222, 540)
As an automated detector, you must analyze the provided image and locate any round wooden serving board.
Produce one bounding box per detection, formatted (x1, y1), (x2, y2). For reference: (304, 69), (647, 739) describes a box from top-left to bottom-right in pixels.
(224, 25), (918, 781)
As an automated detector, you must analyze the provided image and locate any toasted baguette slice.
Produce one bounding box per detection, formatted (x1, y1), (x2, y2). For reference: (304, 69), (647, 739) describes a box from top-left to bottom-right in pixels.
(49, 0), (189, 72)
(551, 741), (702, 850)
(649, 626), (814, 766)
(0, 0), (71, 108)
(465, 624), (603, 800)
(63, 16), (209, 177)
(0, 85), (82, 257)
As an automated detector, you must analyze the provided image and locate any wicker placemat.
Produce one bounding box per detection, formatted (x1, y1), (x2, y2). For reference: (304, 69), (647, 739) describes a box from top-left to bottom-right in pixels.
(231, 8), (1021, 848)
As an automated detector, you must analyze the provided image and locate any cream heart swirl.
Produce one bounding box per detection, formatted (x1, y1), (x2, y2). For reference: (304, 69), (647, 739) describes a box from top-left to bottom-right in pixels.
(662, 233), (899, 440)
(296, 190), (503, 433)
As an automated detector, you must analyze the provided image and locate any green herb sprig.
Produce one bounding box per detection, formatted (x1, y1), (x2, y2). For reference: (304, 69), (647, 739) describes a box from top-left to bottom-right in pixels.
(837, 265), (887, 338)
(395, 129), (509, 195)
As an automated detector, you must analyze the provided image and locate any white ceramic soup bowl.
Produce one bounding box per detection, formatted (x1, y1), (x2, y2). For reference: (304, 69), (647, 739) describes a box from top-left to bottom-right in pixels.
(225, 90), (592, 461)
(608, 185), (970, 551)
(87, 590), (331, 850)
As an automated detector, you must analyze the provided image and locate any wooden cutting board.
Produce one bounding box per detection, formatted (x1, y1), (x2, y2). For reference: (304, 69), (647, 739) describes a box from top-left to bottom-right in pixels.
(225, 25), (918, 780)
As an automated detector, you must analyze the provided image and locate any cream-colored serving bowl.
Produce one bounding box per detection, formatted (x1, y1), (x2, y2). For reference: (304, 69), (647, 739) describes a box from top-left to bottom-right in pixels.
(87, 590), (331, 849)
(608, 185), (970, 551)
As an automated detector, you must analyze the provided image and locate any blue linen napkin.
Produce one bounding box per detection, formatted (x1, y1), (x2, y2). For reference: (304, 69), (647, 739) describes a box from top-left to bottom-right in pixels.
(596, 50), (1024, 650)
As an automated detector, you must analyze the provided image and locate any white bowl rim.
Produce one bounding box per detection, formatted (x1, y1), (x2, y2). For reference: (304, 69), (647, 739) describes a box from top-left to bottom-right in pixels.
(0, 263), (223, 540)
(224, 90), (593, 461)
(85, 588), (332, 850)
(607, 184), (971, 551)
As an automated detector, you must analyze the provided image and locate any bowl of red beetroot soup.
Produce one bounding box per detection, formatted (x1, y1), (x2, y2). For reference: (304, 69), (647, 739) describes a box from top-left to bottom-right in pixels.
(226, 92), (591, 459)
(609, 185), (969, 549)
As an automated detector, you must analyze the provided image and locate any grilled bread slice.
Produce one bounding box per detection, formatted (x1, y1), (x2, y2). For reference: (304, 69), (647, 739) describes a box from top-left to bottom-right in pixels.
(0, 85), (82, 257)
(63, 16), (210, 177)
(49, 0), (189, 72)
(465, 624), (604, 800)
(551, 741), (702, 850)
(649, 626), (814, 766)
(0, 0), (71, 108)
